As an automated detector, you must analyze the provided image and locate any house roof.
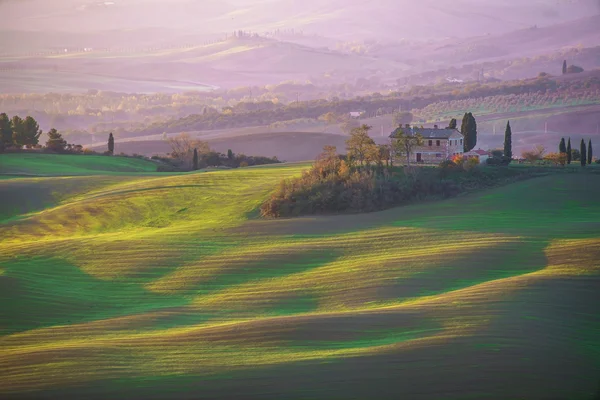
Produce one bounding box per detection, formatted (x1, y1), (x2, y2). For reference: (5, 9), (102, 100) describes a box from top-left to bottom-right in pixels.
(389, 127), (462, 139)
(465, 149), (489, 156)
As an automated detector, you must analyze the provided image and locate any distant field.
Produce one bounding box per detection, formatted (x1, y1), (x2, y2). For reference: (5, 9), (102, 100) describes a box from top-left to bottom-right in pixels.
(90, 131), (350, 162)
(0, 153), (159, 176)
(0, 69), (216, 94)
(1, 155), (599, 399)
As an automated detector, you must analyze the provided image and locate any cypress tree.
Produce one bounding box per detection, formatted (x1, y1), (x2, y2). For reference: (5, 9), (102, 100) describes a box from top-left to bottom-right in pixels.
(447, 118), (457, 130)
(107, 132), (114, 154)
(567, 138), (572, 164)
(562, 60), (567, 75)
(193, 148), (199, 170)
(227, 149), (234, 160)
(559, 137), (566, 154)
(468, 113), (477, 152)
(460, 113), (477, 152)
(504, 120), (512, 162)
(461, 113), (469, 151)
(580, 139), (587, 167)
(588, 139), (593, 165)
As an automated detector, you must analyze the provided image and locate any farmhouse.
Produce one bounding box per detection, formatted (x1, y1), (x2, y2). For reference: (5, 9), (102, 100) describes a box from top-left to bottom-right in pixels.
(390, 124), (464, 163)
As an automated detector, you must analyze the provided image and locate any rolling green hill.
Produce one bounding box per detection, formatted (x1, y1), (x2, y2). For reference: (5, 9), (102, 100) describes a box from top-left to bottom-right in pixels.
(0, 153), (159, 176)
(0, 158), (599, 399)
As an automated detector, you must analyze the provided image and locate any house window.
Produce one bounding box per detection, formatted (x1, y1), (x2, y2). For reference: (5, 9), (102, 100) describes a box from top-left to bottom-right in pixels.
(436, 140), (440, 146)
(460, 139), (463, 145)
(428, 140), (432, 147)
(436, 153), (442, 158)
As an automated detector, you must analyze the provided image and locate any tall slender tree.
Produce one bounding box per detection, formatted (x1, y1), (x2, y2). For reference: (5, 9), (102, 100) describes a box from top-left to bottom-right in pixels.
(461, 112), (477, 152)
(588, 139), (593, 165)
(504, 121), (512, 162)
(559, 138), (566, 154)
(192, 148), (199, 170)
(567, 138), (572, 164)
(108, 132), (114, 154)
(562, 60), (567, 75)
(580, 139), (587, 167)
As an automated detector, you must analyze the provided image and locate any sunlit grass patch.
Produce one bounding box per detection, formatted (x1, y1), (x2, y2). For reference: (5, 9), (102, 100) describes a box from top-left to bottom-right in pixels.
(1, 158), (600, 398)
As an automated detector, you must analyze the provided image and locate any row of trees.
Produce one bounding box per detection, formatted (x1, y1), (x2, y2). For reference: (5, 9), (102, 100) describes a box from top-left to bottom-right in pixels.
(115, 74), (599, 139)
(0, 113), (88, 154)
(0, 113), (42, 152)
(559, 137), (594, 166)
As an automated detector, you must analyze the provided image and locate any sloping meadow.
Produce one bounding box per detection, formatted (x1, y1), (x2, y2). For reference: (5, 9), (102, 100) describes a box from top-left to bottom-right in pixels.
(1, 162), (599, 400)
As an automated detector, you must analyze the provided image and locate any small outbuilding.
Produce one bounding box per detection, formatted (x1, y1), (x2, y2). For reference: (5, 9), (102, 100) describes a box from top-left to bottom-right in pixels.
(464, 149), (490, 164)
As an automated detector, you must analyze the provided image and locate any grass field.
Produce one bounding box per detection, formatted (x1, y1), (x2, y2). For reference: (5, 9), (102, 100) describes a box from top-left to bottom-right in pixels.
(1, 155), (599, 400)
(0, 153), (159, 176)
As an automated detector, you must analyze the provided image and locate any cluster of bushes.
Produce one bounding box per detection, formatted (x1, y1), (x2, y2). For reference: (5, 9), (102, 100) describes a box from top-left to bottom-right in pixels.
(260, 146), (529, 218)
(152, 152), (279, 172)
(154, 133), (280, 172)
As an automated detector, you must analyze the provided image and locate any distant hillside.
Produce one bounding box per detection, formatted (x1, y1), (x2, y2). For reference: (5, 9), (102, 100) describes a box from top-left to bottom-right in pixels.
(0, 36), (409, 92)
(1, 0), (597, 41)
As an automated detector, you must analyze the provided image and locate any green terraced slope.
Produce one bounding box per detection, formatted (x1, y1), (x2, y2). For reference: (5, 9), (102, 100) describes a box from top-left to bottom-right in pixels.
(0, 159), (599, 400)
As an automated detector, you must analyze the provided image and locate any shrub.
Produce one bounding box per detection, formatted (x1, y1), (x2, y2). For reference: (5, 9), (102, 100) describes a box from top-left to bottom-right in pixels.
(239, 161), (249, 168)
(544, 152), (567, 166)
(465, 157), (480, 170)
(438, 160), (459, 177)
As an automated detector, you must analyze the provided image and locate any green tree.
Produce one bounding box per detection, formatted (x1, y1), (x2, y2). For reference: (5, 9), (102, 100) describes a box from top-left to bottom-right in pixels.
(45, 128), (67, 152)
(571, 148), (581, 161)
(588, 139), (593, 165)
(0, 113), (12, 152)
(447, 118), (457, 130)
(227, 149), (234, 160)
(391, 127), (424, 168)
(193, 148), (199, 170)
(580, 139), (587, 167)
(503, 120), (512, 162)
(108, 132), (114, 154)
(567, 138), (572, 164)
(461, 112), (477, 152)
(559, 138), (566, 154)
(346, 124), (377, 167)
(21, 116), (42, 148)
(562, 60), (567, 75)
(10, 116), (25, 147)
(392, 111), (413, 127)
